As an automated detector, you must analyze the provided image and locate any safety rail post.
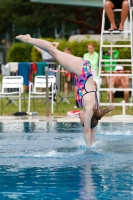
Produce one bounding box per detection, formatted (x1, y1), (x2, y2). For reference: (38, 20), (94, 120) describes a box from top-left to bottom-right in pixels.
(45, 67), (49, 117)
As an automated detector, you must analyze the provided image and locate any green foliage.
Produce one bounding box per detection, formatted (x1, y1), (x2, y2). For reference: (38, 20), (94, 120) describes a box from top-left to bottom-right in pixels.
(114, 41), (131, 59)
(7, 43), (33, 62)
(56, 38), (68, 52)
(55, 36), (100, 57)
(0, 0), (64, 37)
(31, 37), (67, 62)
(0, 0), (102, 42)
(74, 38), (100, 57)
(7, 37), (131, 63)
(31, 47), (42, 62)
(0, 91), (133, 116)
(102, 40), (131, 59)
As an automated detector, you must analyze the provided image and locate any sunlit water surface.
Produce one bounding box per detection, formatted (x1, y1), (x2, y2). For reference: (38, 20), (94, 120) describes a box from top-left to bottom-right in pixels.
(0, 122), (133, 200)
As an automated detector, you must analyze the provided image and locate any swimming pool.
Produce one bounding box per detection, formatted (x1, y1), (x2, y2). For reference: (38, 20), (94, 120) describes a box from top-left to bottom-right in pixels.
(0, 122), (133, 200)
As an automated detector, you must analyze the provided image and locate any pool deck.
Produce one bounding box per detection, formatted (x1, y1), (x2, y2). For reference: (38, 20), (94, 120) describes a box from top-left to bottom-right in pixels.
(0, 114), (133, 123)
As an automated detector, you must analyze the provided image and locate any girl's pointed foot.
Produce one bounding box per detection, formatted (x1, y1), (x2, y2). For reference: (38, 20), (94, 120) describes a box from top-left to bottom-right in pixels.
(15, 34), (31, 42)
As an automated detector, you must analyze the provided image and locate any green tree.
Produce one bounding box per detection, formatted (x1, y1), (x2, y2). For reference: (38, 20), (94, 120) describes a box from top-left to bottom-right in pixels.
(7, 43), (33, 62)
(6, 37), (101, 62)
(0, 0), (102, 43)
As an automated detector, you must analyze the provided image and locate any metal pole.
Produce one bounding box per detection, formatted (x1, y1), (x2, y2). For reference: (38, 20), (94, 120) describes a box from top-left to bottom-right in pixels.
(45, 67), (49, 117)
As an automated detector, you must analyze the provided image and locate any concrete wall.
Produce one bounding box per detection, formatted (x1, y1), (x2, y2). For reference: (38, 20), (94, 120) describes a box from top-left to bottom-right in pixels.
(68, 34), (124, 42)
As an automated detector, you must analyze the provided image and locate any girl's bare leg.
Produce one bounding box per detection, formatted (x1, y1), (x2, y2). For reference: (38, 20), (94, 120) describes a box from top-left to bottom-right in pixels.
(84, 131), (92, 147)
(15, 34), (82, 76)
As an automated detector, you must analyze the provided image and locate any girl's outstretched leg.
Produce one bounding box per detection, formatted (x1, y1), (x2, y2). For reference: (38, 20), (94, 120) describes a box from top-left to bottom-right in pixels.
(15, 34), (56, 54)
(15, 34), (82, 76)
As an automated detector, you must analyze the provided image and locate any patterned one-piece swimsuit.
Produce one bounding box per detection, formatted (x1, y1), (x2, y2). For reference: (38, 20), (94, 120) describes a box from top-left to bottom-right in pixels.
(76, 59), (98, 107)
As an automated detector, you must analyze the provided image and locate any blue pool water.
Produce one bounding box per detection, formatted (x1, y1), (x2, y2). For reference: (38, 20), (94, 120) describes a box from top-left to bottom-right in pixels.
(0, 122), (133, 200)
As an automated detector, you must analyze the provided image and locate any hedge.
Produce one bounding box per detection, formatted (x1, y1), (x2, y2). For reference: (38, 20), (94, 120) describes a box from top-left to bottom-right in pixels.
(6, 37), (100, 62)
(7, 43), (33, 62)
(7, 37), (131, 65)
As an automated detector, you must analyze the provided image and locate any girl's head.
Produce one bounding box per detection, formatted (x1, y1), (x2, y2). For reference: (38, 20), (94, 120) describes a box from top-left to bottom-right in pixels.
(79, 105), (116, 128)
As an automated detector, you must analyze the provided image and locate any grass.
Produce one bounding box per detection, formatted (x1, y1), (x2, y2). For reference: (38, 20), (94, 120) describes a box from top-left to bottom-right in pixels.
(0, 92), (76, 117)
(0, 91), (133, 117)
(0, 75), (132, 117)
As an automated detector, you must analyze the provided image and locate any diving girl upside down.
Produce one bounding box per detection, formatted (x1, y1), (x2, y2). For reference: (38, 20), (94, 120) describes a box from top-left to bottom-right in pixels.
(15, 34), (116, 147)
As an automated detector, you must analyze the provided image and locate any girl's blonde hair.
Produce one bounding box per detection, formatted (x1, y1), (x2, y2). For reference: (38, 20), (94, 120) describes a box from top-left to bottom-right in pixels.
(91, 105), (116, 128)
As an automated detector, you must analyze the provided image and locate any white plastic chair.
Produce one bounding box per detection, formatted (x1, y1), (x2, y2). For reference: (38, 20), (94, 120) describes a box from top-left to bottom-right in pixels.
(0, 76), (25, 112)
(28, 75), (56, 114)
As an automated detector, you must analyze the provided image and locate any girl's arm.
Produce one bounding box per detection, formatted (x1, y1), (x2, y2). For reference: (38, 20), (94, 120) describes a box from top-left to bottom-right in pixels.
(52, 42), (59, 48)
(34, 46), (42, 54)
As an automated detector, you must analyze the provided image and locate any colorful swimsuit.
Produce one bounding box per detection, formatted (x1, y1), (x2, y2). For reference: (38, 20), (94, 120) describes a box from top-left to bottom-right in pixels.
(76, 59), (98, 107)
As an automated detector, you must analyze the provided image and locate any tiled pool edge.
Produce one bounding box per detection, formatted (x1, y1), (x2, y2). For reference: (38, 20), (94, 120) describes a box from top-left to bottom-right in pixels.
(0, 115), (133, 123)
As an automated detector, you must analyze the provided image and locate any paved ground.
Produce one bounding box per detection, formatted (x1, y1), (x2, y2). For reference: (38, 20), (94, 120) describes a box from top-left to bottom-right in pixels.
(0, 114), (133, 123)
